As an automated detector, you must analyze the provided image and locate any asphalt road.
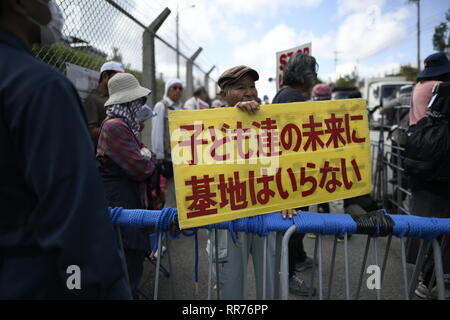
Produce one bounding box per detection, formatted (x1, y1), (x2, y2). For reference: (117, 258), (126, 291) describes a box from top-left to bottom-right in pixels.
(138, 228), (422, 301)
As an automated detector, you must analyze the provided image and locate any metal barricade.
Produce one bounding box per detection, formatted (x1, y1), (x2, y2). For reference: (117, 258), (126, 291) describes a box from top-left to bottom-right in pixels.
(110, 208), (450, 300)
(279, 229), (447, 300)
(370, 105), (411, 215)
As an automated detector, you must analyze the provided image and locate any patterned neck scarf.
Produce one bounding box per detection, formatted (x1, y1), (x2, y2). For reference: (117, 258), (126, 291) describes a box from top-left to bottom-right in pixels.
(106, 98), (144, 137)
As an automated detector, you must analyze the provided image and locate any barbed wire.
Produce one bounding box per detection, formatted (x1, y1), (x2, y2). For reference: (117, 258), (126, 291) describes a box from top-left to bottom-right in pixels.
(33, 0), (216, 89)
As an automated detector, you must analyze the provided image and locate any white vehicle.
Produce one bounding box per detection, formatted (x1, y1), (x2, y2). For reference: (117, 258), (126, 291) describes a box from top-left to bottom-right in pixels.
(363, 77), (413, 124)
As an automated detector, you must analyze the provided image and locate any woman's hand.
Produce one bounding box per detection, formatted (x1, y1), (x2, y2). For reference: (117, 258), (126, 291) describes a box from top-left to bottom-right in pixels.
(281, 208), (298, 219)
(235, 100), (260, 114)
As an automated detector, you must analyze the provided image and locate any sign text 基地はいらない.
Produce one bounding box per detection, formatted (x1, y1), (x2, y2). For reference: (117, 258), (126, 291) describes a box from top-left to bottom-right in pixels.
(169, 99), (371, 229)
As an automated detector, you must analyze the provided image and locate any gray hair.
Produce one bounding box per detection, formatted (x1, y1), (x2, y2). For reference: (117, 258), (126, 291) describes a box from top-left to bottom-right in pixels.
(283, 53), (318, 89)
(221, 84), (231, 96)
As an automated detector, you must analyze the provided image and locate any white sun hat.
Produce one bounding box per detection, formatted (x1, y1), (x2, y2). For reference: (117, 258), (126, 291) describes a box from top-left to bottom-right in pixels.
(104, 73), (151, 107)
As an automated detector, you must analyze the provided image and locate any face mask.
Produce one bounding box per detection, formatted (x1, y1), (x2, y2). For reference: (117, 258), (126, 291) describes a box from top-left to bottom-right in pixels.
(136, 104), (156, 123)
(27, 0), (65, 46)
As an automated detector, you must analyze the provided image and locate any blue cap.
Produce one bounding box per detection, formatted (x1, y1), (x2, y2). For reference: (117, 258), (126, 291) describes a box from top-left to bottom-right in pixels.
(417, 52), (450, 80)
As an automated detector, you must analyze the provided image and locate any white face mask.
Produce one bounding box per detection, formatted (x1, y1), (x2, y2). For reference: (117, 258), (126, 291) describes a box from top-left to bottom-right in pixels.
(27, 0), (65, 46)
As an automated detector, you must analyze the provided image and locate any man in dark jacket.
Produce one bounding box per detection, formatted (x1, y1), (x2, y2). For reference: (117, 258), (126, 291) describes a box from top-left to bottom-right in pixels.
(0, 0), (130, 299)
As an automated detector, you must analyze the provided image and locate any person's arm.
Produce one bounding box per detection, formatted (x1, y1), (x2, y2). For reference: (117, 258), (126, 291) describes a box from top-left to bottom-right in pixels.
(90, 127), (101, 141)
(11, 78), (127, 297)
(101, 120), (156, 181)
(82, 94), (100, 140)
(151, 102), (166, 160)
(380, 98), (399, 114)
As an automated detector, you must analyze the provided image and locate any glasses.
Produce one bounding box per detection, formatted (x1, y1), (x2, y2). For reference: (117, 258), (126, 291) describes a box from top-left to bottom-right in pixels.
(171, 86), (183, 91)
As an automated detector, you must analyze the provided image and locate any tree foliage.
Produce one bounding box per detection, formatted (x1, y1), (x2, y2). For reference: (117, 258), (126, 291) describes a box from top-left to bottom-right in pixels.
(331, 70), (360, 88)
(433, 7), (450, 52)
(386, 64), (420, 81)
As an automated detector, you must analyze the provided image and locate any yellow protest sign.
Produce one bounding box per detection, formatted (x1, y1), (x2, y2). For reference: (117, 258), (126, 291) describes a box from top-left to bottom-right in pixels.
(169, 99), (371, 229)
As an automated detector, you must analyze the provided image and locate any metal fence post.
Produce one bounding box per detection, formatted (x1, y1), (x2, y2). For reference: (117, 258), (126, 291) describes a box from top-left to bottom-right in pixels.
(274, 232), (283, 299)
(185, 47), (203, 101)
(280, 225), (297, 300)
(432, 239), (446, 300)
(142, 8), (171, 148)
(204, 65), (215, 97)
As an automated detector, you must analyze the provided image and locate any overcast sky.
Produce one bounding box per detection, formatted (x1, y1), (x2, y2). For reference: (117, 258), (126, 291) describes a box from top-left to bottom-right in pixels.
(61, 0), (448, 101)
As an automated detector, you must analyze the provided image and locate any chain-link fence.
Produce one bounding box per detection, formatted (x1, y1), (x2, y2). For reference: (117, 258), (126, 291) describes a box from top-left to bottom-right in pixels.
(34, 0), (216, 104)
(33, 0), (217, 148)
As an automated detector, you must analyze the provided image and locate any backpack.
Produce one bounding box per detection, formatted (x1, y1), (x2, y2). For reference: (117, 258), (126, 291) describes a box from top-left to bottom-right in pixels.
(404, 93), (450, 182)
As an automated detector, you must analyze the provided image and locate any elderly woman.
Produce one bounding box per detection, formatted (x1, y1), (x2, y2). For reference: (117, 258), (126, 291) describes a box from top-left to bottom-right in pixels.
(206, 65), (297, 300)
(151, 79), (184, 209)
(97, 73), (157, 299)
(272, 53), (318, 297)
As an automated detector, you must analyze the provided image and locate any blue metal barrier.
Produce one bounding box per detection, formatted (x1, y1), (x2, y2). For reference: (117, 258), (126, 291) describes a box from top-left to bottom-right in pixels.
(109, 207), (450, 240)
(109, 207), (450, 300)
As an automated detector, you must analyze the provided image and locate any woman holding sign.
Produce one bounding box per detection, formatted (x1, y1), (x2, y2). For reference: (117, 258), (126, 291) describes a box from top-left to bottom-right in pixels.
(207, 65), (298, 300)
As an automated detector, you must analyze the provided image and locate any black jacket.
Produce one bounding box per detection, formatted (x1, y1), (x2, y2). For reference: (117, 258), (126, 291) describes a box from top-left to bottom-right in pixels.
(0, 29), (129, 299)
(272, 87), (307, 104)
(99, 156), (152, 252)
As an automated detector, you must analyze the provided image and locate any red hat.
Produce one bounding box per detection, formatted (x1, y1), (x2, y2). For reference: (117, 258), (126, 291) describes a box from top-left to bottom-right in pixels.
(312, 83), (332, 98)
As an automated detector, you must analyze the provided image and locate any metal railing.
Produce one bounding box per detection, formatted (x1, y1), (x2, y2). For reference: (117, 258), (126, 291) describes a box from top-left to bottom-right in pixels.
(110, 208), (450, 300)
(370, 105), (411, 214)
